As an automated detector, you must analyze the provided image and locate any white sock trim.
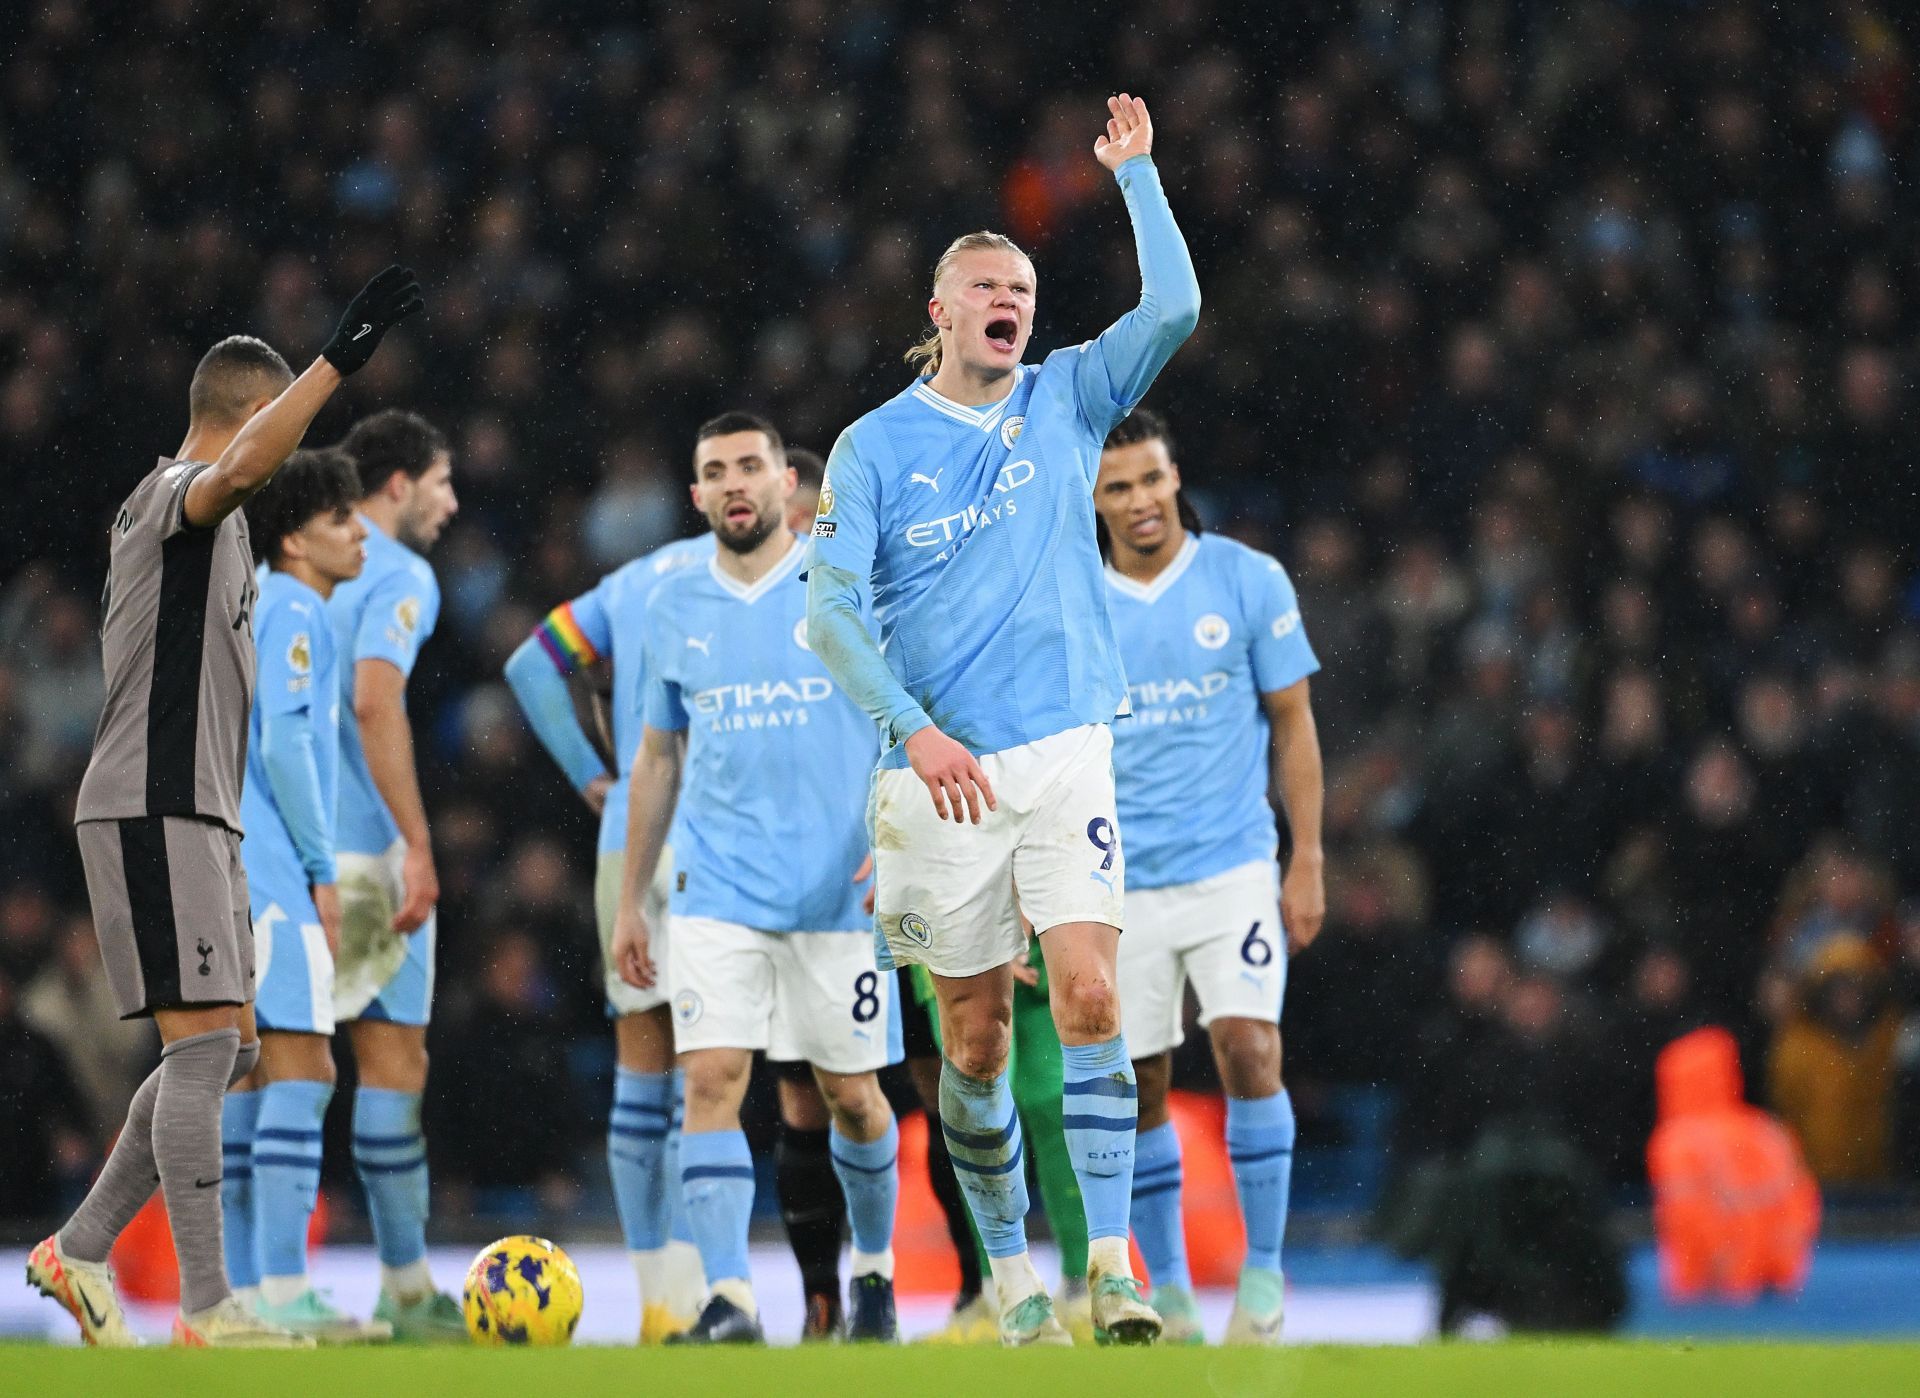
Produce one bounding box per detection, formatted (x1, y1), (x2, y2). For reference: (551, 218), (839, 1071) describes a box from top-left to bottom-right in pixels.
(850, 1246), (895, 1280)
(259, 1274), (308, 1307)
(709, 1276), (757, 1318)
(1088, 1236), (1132, 1279)
(987, 1251), (1044, 1309)
(632, 1248), (669, 1305)
(381, 1258), (434, 1301)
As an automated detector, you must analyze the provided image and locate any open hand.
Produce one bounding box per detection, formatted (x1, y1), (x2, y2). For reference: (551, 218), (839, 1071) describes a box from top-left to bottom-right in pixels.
(853, 852), (876, 916)
(1094, 93), (1154, 172)
(393, 843), (438, 933)
(611, 902), (657, 989)
(313, 882), (342, 960)
(905, 725), (997, 824)
(1281, 851), (1325, 954)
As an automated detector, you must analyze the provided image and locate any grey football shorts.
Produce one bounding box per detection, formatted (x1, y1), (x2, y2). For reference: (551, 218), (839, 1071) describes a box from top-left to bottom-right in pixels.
(76, 815), (254, 1019)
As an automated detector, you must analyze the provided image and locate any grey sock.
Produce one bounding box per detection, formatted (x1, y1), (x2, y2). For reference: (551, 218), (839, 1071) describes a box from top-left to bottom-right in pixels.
(230, 1039), (259, 1087)
(151, 1028), (241, 1314)
(59, 1067), (163, 1264)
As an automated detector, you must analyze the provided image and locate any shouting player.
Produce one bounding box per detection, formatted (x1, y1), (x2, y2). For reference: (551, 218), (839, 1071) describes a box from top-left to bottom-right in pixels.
(29, 266), (420, 1347)
(613, 414), (902, 1345)
(224, 448), (391, 1341)
(1097, 409), (1324, 1345)
(805, 94), (1199, 1346)
(329, 408), (462, 1339)
(503, 499), (712, 1341)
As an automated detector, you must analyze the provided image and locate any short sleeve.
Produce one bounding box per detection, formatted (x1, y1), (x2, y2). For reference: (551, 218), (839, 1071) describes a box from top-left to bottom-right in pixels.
(802, 430), (879, 582)
(566, 578), (614, 661)
(1246, 555), (1320, 694)
(256, 599), (321, 718)
(354, 567), (438, 677)
(641, 602), (688, 732)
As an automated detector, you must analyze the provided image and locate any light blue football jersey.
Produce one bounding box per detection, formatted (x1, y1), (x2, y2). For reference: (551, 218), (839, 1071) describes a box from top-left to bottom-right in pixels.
(805, 155), (1199, 767)
(1107, 533), (1319, 890)
(643, 536), (879, 932)
(328, 515), (440, 855)
(559, 534), (714, 854)
(241, 571), (341, 905)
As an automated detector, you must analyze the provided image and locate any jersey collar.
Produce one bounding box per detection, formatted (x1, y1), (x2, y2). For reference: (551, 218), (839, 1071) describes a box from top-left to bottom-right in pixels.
(707, 530), (803, 603)
(1105, 534), (1199, 604)
(910, 366), (1024, 432)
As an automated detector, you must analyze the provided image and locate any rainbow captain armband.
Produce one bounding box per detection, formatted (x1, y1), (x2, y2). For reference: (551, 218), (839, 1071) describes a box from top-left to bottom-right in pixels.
(534, 602), (602, 675)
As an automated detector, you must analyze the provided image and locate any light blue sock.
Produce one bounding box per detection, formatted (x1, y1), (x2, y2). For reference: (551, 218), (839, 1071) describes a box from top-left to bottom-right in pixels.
(829, 1117), (899, 1256)
(679, 1129), (754, 1285)
(1130, 1120), (1190, 1290)
(609, 1069), (672, 1252)
(253, 1079), (332, 1282)
(220, 1089), (260, 1290)
(352, 1087), (429, 1269)
(1060, 1036), (1137, 1243)
(1227, 1090), (1295, 1274)
(938, 1060), (1029, 1258)
(666, 1074), (694, 1246)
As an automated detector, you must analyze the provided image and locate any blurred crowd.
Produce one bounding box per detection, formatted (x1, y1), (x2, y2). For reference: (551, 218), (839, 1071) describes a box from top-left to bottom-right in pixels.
(4, 0), (1920, 1226)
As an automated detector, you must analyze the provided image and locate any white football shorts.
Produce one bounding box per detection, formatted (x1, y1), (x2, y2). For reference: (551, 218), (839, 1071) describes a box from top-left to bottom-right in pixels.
(334, 839), (436, 1026)
(1117, 858), (1286, 1059)
(666, 915), (893, 1074)
(870, 723), (1125, 978)
(594, 843), (675, 1016)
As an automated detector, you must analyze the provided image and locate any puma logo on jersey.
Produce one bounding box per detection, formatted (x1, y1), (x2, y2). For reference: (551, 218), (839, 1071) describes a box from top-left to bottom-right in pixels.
(686, 633), (714, 655)
(910, 470), (943, 492)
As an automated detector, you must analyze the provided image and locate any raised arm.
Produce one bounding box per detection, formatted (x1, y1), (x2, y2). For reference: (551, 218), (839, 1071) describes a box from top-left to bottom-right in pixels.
(1073, 95), (1202, 437)
(184, 266), (422, 528)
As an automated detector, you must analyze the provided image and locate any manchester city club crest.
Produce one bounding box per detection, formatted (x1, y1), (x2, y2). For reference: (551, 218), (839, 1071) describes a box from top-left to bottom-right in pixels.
(1194, 612), (1231, 649)
(1001, 415), (1025, 449)
(898, 912), (932, 949)
(793, 617), (811, 651)
(673, 989), (704, 1025)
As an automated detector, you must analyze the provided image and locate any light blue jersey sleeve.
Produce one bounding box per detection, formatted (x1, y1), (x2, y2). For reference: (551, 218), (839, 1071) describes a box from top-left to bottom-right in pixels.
(353, 563), (439, 677)
(256, 602), (334, 885)
(1070, 156), (1203, 449)
(805, 430), (933, 749)
(504, 581), (614, 793)
(1246, 556), (1320, 694)
(641, 606), (689, 734)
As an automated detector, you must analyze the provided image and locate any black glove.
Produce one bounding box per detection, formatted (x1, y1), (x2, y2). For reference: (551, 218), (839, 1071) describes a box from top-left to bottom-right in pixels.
(321, 264), (423, 375)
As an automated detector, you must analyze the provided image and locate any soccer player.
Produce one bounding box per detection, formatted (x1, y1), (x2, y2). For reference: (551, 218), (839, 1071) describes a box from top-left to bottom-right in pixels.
(770, 443), (865, 1339)
(328, 408), (462, 1339)
(612, 413), (902, 1346)
(223, 448), (391, 1341)
(805, 93), (1199, 1345)
(502, 520), (713, 1343)
(1095, 409), (1324, 1345)
(29, 266), (421, 1348)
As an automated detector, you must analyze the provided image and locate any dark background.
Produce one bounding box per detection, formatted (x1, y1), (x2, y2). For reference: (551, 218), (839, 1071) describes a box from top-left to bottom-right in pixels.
(2, 0), (1918, 1234)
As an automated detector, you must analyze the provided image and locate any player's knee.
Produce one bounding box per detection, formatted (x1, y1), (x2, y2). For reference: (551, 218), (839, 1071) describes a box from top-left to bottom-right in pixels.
(821, 1075), (888, 1138)
(682, 1056), (749, 1116)
(1055, 973), (1120, 1041)
(945, 1021), (1011, 1080)
(1214, 1021), (1282, 1096)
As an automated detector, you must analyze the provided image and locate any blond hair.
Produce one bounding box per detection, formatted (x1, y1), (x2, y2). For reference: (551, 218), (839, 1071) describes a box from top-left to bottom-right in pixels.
(904, 230), (1033, 377)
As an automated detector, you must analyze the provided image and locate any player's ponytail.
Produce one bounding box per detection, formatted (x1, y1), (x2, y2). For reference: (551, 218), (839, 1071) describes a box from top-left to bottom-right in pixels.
(906, 230), (1033, 379)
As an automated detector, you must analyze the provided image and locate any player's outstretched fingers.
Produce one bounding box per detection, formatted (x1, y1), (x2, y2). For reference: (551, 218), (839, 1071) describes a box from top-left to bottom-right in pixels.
(966, 754), (997, 814)
(925, 774), (951, 822)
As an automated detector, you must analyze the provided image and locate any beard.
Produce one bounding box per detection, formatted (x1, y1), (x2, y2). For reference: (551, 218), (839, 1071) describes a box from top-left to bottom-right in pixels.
(716, 507), (780, 555)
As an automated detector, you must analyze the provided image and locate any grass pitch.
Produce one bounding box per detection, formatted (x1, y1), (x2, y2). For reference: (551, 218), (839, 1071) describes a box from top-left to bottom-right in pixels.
(2, 1342), (1919, 1398)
